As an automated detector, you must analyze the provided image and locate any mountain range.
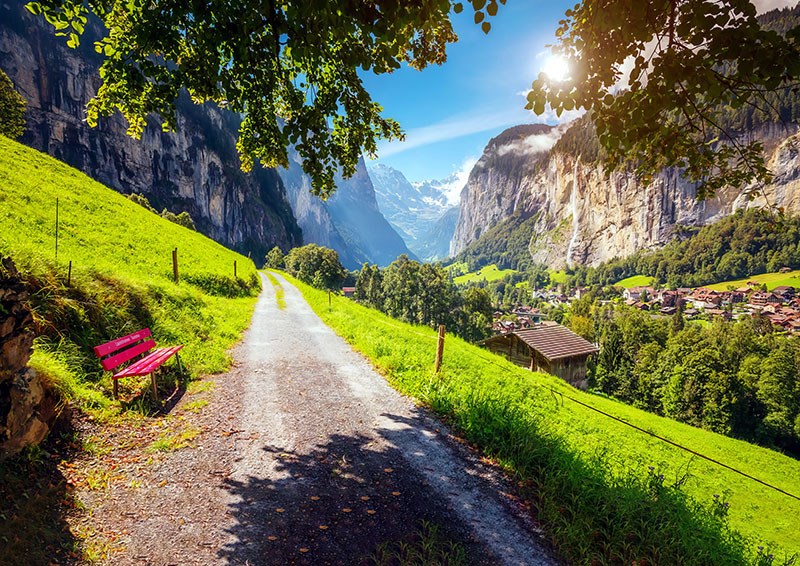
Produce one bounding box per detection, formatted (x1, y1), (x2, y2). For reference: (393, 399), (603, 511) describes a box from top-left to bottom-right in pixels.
(366, 163), (459, 262)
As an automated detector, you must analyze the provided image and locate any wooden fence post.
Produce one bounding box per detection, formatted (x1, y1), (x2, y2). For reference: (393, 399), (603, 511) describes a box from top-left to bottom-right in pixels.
(172, 248), (179, 283)
(67, 260), (72, 286)
(434, 324), (446, 374)
(234, 260), (237, 278)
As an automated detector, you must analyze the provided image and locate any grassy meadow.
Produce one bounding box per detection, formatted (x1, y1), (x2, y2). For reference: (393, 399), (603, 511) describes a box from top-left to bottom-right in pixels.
(450, 263), (568, 288)
(452, 263), (518, 285)
(614, 274), (657, 288)
(285, 273), (800, 563)
(704, 270), (800, 291)
(0, 136), (260, 412)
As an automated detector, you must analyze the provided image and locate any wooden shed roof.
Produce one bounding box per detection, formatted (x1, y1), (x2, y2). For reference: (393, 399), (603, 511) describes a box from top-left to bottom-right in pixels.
(514, 323), (598, 361)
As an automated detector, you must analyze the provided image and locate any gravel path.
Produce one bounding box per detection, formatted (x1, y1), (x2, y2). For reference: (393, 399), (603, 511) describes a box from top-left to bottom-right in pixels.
(82, 273), (555, 565)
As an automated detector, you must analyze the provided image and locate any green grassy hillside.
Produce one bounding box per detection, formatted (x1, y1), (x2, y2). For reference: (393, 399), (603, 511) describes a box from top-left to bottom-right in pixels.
(287, 273), (800, 563)
(0, 136), (260, 410)
(614, 274), (656, 288)
(452, 264), (518, 285)
(704, 270), (800, 291)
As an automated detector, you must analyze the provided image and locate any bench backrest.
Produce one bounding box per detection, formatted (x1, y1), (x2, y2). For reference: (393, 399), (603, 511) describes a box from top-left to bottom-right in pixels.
(94, 328), (156, 371)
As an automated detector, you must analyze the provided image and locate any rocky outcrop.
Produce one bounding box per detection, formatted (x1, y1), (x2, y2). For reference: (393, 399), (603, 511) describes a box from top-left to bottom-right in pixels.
(0, 1), (301, 260)
(451, 122), (800, 268)
(0, 257), (54, 458)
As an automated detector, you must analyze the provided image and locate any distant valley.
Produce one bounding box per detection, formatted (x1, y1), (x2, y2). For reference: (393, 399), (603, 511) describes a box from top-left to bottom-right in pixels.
(366, 163), (461, 262)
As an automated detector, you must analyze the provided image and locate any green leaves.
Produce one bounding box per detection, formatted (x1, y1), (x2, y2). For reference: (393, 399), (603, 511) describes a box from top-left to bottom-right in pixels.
(28, 0), (502, 198)
(528, 0), (800, 199)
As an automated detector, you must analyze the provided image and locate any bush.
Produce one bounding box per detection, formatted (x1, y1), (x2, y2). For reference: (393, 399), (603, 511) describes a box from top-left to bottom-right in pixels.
(284, 244), (346, 289)
(161, 210), (196, 231)
(127, 193), (157, 213)
(0, 70), (26, 140)
(126, 194), (195, 230)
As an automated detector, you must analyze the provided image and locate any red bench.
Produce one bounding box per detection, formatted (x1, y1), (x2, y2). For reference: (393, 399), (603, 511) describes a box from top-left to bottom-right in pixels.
(94, 328), (184, 401)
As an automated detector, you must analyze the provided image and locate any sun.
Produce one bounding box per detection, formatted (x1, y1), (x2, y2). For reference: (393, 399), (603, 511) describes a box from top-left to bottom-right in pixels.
(542, 54), (570, 82)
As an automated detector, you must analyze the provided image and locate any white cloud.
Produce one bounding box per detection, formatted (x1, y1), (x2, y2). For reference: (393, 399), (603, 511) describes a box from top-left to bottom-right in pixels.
(495, 125), (568, 158)
(376, 109), (523, 159)
(439, 156), (479, 206)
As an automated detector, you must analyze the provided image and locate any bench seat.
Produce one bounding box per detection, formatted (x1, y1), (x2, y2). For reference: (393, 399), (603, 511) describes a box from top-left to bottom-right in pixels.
(113, 345), (184, 379)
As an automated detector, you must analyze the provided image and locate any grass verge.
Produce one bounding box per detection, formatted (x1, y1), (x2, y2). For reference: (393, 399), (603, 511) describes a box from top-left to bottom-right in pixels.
(1, 132), (262, 563)
(265, 271), (287, 310)
(286, 273), (800, 564)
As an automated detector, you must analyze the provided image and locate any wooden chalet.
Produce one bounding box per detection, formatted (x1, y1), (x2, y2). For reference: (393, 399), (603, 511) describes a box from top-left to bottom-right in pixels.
(750, 291), (783, 306)
(773, 286), (796, 300)
(480, 322), (599, 389)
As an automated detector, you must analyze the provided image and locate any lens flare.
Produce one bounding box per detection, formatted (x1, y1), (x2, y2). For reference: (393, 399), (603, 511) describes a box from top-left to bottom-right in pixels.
(542, 54), (570, 82)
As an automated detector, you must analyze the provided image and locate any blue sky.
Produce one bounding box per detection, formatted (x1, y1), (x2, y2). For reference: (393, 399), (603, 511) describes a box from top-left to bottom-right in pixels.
(361, 1), (577, 184)
(362, 0), (794, 185)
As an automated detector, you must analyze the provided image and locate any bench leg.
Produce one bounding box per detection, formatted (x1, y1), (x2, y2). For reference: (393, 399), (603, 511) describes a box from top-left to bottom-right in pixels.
(150, 372), (159, 402)
(175, 353), (185, 381)
(112, 378), (118, 399)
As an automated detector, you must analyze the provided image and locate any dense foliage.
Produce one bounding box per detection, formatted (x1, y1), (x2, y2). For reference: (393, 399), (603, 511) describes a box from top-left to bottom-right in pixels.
(264, 246), (285, 270)
(529, 1), (800, 199)
(28, 0), (504, 197)
(567, 297), (800, 456)
(448, 210), (548, 272)
(283, 244), (347, 290)
(568, 209), (800, 288)
(0, 69), (25, 139)
(356, 256), (493, 343)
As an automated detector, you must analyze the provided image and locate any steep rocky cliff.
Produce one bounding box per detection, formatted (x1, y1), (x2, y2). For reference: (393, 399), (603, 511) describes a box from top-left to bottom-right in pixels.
(0, 1), (301, 260)
(450, 121), (800, 269)
(279, 151), (413, 269)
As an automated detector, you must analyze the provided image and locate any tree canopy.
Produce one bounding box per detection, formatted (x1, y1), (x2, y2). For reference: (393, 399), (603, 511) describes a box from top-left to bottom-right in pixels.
(27, 0), (505, 198)
(528, 0), (800, 199)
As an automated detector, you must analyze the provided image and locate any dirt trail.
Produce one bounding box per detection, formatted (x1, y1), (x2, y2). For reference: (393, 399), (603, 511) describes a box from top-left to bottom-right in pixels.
(80, 273), (555, 565)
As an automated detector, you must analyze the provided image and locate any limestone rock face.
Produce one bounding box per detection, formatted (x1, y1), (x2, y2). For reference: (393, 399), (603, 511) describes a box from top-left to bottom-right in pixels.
(0, 1), (301, 260)
(0, 257), (53, 458)
(450, 123), (800, 268)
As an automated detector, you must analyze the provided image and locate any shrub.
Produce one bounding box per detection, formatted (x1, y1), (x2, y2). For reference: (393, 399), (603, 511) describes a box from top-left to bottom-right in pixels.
(0, 69), (26, 140)
(127, 193), (157, 213)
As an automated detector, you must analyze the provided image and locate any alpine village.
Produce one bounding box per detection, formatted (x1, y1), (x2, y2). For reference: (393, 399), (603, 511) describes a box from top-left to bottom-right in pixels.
(2, 1), (800, 565)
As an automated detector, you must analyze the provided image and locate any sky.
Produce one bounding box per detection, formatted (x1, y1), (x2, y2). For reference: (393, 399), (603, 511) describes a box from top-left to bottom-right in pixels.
(362, 0), (796, 186)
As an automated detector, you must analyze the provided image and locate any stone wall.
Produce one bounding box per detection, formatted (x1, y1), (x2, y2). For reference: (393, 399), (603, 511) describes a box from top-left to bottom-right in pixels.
(0, 257), (54, 458)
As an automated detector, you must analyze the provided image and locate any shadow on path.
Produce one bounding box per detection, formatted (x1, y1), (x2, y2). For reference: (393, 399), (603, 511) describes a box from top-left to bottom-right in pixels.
(219, 410), (493, 566)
